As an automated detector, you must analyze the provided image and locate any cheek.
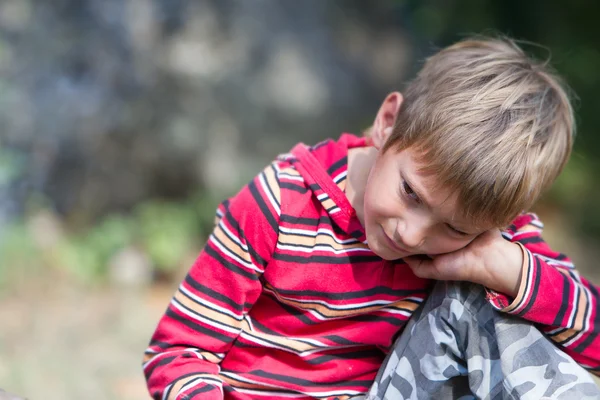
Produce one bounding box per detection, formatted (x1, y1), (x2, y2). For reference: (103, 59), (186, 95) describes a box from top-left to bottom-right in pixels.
(362, 182), (390, 237)
(426, 236), (474, 255)
(362, 187), (377, 226)
(364, 179), (401, 219)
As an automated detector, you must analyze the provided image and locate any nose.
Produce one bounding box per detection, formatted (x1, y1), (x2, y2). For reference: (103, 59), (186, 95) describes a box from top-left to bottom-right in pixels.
(396, 216), (427, 249)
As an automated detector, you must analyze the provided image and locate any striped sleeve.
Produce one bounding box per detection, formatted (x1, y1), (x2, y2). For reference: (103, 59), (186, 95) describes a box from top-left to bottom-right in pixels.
(143, 164), (281, 400)
(488, 213), (600, 373)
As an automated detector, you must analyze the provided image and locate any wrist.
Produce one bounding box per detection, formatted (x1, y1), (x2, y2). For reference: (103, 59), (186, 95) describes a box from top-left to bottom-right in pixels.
(485, 241), (524, 297)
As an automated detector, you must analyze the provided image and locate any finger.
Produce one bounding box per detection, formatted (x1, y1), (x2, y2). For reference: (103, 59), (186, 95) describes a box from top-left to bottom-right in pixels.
(403, 256), (439, 279)
(405, 253), (469, 281)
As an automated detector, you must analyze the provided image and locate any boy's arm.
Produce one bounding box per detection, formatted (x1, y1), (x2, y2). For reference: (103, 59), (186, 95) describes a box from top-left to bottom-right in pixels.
(143, 165), (281, 400)
(488, 213), (600, 374)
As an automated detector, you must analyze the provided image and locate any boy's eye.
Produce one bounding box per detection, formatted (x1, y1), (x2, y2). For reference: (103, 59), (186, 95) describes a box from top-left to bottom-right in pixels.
(402, 181), (420, 203)
(447, 224), (469, 236)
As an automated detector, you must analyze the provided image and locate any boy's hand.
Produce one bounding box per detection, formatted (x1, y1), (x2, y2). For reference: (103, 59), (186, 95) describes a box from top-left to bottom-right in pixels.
(404, 229), (524, 298)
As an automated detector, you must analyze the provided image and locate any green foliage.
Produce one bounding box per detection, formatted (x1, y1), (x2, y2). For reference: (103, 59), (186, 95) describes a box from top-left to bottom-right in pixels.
(0, 149), (22, 186)
(0, 192), (221, 286)
(55, 215), (134, 284)
(55, 237), (106, 284)
(548, 157), (589, 206)
(136, 200), (199, 273)
(0, 222), (40, 287)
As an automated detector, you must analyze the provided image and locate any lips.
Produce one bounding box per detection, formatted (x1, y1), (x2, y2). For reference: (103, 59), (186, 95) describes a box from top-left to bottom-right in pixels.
(381, 228), (409, 253)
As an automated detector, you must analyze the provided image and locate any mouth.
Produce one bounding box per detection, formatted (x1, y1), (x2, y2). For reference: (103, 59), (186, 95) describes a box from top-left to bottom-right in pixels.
(381, 227), (410, 254)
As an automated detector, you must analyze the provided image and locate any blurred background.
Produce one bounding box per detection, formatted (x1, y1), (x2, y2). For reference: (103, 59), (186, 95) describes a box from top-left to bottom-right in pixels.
(0, 0), (599, 398)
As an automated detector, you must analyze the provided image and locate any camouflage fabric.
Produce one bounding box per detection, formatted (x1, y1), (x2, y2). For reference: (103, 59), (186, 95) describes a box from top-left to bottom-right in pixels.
(360, 281), (600, 400)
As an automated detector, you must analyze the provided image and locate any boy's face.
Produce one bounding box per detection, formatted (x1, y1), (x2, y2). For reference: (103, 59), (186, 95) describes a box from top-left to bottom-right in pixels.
(362, 146), (489, 260)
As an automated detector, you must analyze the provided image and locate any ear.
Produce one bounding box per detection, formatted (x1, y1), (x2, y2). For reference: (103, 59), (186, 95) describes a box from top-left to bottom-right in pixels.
(371, 92), (403, 150)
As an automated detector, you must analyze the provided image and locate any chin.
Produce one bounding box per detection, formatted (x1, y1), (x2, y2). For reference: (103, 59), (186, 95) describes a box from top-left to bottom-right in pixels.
(378, 252), (401, 261)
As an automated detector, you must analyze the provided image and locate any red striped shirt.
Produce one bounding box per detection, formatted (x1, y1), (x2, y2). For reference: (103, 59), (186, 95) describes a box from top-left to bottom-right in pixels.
(144, 134), (600, 399)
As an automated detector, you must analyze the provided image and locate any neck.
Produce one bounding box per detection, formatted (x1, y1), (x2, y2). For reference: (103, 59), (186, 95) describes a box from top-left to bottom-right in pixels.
(346, 146), (378, 226)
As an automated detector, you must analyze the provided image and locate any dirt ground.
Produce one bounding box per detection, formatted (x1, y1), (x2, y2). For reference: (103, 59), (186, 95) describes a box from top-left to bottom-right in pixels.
(0, 279), (174, 400)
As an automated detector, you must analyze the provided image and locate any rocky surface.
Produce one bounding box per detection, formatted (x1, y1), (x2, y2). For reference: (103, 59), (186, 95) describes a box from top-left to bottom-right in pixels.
(0, 0), (412, 225)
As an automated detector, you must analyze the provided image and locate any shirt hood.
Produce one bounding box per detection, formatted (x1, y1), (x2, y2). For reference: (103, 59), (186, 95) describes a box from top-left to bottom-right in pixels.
(288, 133), (369, 241)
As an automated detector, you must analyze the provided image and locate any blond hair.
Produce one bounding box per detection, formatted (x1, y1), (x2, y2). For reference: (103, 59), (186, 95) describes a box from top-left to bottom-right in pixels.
(383, 36), (574, 228)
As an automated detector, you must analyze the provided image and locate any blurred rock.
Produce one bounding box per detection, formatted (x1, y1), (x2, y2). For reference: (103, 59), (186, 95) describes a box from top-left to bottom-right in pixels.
(0, 0), (412, 225)
(27, 210), (65, 250)
(108, 247), (153, 287)
(260, 38), (329, 116)
(202, 115), (241, 192)
(0, 0), (31, 33)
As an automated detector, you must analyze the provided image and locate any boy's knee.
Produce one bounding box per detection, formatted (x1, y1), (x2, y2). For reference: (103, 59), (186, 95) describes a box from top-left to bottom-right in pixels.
(421, 281), (498, 327)
(432, 281), (487, 305)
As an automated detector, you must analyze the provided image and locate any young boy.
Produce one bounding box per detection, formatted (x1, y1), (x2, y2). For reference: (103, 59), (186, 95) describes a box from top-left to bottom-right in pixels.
(143, 37), (600, 399)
